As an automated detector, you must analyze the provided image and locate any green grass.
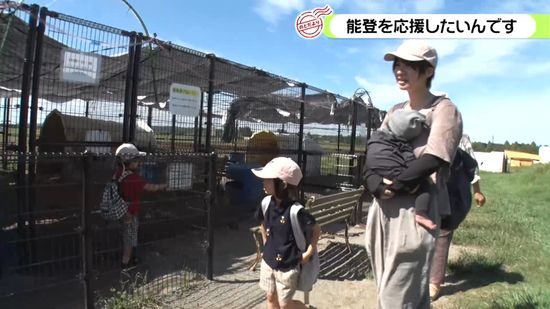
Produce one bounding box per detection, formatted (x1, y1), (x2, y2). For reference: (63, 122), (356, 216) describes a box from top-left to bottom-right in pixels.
(446, 164), (550, 308)
(96, 273), (165, 309)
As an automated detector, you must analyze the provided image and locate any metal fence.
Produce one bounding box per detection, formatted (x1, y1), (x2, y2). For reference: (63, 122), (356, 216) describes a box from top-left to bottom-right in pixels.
(0, 152), (216, 308)
(0, 1), (383, 307)
(0, 1), (383, 160)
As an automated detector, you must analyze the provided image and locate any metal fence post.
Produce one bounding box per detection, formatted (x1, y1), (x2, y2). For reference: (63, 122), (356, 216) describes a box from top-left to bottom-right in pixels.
(16, 4), (38, 154)
(205, 54), (216, 153)
(197, 91), (205, 151)
(349, 99), (359, 179)
(352, 154), (365, 225)
(298, 84), (306, 168)
(29, 6), (46, 153)
(81, 153), (94, 309)
(171, 114), (176, 152)
(129, 34), (143, 143)
(206, 152), (217, 280)
(122, 32), (137, 143)
(366, 106), (372, 146)
(2, 98), (10, 169)
(300, 152), (307, 203)
(16, 4), (39, 267)
(350, 97), (358, 155)
(25, 6), (47, 263)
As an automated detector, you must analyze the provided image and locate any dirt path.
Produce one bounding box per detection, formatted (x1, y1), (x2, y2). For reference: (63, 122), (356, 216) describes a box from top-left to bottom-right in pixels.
(165, 219), (474, 309)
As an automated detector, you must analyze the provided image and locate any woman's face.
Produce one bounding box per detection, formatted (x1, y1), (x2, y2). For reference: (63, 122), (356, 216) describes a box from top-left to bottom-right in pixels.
(393, 59), (432, 92)
(262, 178), (276, 195)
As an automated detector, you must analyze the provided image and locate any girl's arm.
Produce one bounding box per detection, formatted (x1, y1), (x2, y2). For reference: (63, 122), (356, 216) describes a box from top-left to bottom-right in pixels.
(302, 223), (321, 263)
(143, 183), (168, 192)
(259, 223), (267, 245)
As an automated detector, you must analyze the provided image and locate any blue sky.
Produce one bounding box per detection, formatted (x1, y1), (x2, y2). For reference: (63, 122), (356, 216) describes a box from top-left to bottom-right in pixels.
(30, 0), (550, 146)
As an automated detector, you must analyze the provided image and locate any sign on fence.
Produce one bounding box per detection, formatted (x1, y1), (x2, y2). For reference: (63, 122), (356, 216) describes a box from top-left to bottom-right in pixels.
(60, 49), (102, 84)
(167, 162), (193, 190)
(169, 83), (201, 117)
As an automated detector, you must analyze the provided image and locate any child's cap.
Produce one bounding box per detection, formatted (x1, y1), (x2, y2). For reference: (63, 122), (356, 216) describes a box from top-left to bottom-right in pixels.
(387, 109), (426, 141)
(251, 157), (303, 186)
(115, 143), (146, 161)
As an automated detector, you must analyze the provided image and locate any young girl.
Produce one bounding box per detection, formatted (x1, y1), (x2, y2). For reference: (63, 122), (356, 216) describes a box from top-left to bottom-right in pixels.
(252, 157), (321, 309)
(114, 143), (168, 269)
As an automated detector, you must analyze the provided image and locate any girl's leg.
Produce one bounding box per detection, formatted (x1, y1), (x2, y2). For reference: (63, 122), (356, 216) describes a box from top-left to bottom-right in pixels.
(280, 300), (309, 309)
(122, 214), (138, 266)
(267, 292), (280, 309)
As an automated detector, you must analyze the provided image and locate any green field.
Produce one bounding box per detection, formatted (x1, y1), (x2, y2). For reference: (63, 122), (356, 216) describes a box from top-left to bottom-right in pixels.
(442, 164), (550, 308)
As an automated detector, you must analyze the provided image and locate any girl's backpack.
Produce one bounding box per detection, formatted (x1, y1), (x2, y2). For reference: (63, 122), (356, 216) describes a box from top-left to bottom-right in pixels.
(100, 170), (132, 221)
(261, 196), (320, 292)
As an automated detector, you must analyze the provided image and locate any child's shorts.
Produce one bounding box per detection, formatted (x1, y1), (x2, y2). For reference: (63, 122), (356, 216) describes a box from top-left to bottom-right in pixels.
(259, 259), (300, 303)
(122, 214), (138, 247)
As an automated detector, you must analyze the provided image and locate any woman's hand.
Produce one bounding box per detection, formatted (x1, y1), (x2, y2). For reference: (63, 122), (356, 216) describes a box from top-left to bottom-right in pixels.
(302, 251), (313, 264)
(474, 191), (486, 207)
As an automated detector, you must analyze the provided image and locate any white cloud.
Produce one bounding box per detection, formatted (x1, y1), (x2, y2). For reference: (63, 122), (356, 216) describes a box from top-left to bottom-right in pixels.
(311, 0), (345, 9)
(460, 88), (550, 145)
(352, 0), (445, 13)
(354, 76), (408, 110)
(346, 47), (360, 54)
(171, 39), (218, 56)
(414, 0), (445, 13)
(524, 61), (550, 76)
(324, 74), (343, 85)
(433, 40), (533, 85)
(425, 39), (462, 58)
(492, 0), (550, 13)
(254, 0), (306, 25)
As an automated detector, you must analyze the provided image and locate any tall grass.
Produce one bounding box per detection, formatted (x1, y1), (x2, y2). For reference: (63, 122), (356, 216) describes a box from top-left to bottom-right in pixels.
(447, 164), (550, 308)
(96, 273), (165, 309)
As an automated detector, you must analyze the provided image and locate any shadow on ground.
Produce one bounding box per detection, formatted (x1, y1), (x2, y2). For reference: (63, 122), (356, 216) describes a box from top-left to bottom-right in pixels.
(318, 242), (371, 281)
(438, 259), (524, 298)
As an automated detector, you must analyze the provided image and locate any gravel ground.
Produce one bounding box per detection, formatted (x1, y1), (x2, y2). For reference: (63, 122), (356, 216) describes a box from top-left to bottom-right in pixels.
(162, 219), (378, 309)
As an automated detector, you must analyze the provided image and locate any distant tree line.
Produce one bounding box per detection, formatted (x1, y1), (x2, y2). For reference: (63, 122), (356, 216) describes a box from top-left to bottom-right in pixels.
(472, 141), (539, 154)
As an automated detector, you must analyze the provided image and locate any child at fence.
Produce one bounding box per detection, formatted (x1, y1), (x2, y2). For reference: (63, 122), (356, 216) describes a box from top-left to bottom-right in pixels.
(364, 109), (437, 230)
(114, 143), (168, 269)
(252, 157), (321, 309)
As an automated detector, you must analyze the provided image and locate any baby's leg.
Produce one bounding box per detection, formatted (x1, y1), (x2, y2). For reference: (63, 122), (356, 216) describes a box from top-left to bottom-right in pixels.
(416, 212), (437, 230)
(415, 187), (437, 230)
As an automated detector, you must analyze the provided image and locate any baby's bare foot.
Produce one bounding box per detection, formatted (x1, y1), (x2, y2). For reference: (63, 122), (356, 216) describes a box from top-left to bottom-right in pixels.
(416, 213), (437, 230)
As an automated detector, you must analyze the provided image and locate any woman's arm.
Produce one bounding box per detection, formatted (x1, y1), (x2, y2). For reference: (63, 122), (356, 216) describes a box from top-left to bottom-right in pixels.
(472, 180), (486, 207)
(391, 154), (448, 191)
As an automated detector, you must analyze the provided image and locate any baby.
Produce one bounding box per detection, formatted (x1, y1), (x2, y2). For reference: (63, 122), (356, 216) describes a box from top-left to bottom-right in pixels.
(365, 109), (436, 230)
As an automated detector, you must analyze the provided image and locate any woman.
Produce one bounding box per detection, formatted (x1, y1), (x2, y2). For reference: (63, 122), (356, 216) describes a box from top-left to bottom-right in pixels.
(365, 40), (463, 308)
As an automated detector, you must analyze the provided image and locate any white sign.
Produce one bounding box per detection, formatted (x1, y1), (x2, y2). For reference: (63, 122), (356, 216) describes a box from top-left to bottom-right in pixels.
(60, 49), (101, 84)
(169, 83), (201, 117)
(167, 163), (193, 190)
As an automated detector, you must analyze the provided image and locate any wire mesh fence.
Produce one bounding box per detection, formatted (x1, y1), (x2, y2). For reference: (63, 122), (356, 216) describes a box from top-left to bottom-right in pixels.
(0, 152), (216, 308)
(0, 1), (386, 308)
(0, 1), (385, 163)
(0, 3), (37, 159)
